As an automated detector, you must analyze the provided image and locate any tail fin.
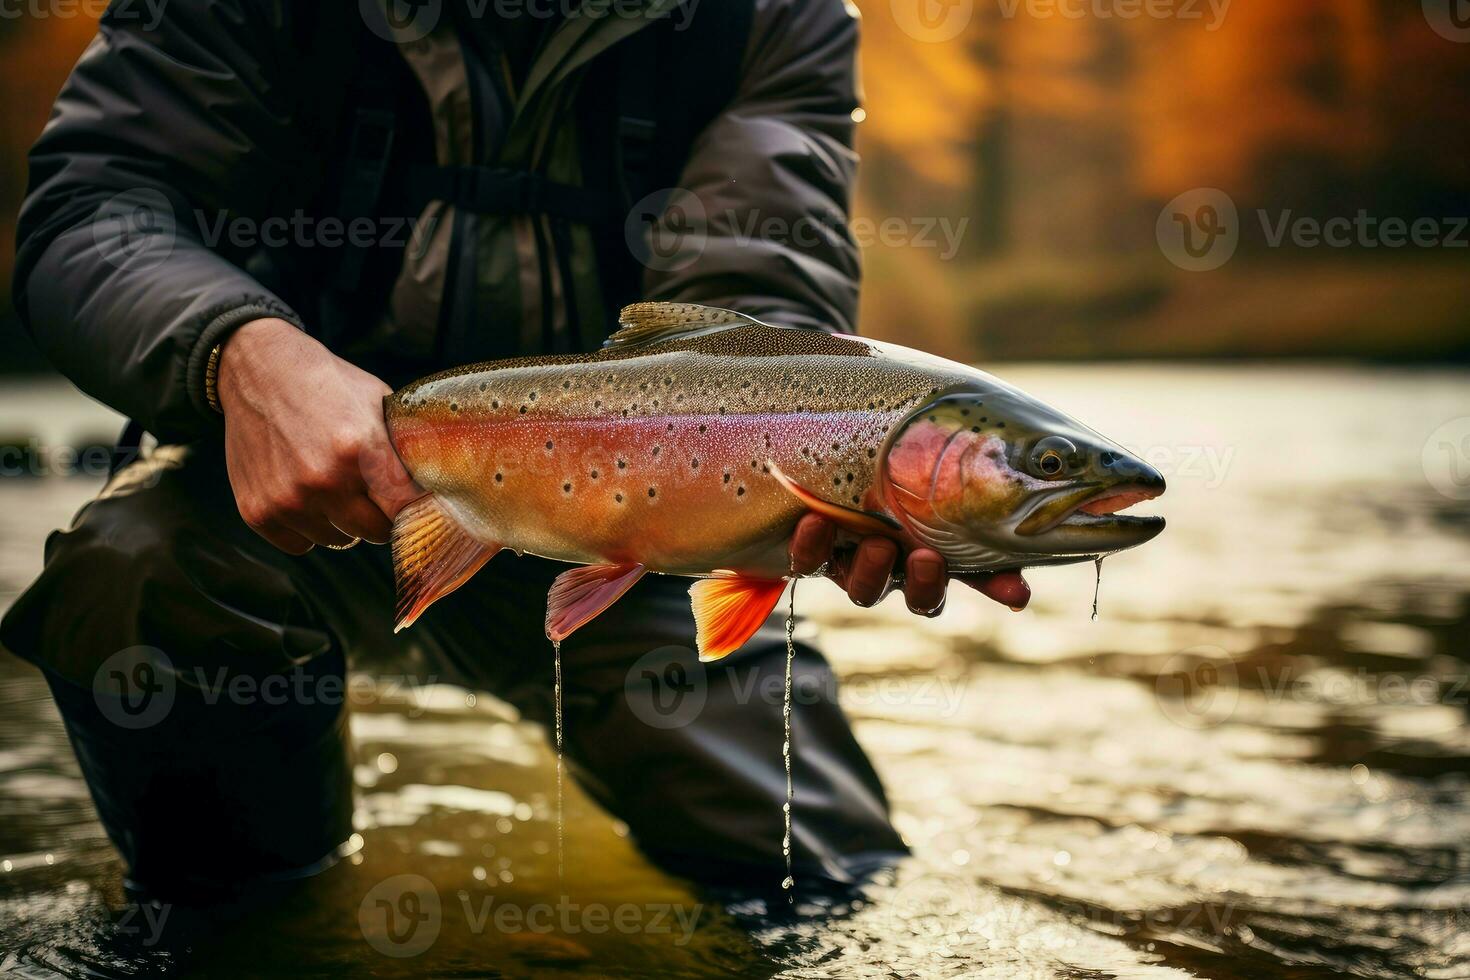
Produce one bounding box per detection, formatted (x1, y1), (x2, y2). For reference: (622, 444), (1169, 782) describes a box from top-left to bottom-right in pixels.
(391, 495), (499, 631)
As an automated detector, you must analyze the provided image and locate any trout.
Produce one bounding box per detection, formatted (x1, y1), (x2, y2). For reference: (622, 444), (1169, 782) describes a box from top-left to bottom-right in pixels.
(386, 303), (1165, 659)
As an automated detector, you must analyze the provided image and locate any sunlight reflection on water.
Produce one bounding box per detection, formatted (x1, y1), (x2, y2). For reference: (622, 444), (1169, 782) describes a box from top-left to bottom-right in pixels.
(1, 365), (1468, 978)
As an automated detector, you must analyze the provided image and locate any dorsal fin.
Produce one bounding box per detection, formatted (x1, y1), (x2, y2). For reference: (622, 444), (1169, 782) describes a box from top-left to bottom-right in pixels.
(603, 303), (760, 351)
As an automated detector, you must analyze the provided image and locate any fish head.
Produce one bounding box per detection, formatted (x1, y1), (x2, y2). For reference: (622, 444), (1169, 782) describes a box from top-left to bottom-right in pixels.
(878, 384), (1165, 571)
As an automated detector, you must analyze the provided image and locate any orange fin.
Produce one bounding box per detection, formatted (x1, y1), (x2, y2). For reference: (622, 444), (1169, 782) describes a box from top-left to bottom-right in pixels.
(392, 495), (499, 632)
(689, 576), (789, 662)
(546, 563), (647, 642)
(766, 462), (902, 538)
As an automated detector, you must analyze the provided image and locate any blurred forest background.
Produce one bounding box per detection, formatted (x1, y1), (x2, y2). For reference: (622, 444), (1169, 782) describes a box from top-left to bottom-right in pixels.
(1, 0), (1468, 372)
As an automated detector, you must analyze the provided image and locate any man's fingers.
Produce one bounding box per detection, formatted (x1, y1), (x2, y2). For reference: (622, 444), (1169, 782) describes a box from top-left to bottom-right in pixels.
(846, 537), (898, 607)
(253, 520), (315, 556)
(328, 495), (394, 545)
(956, 569), (1031, 610)
(284, 510), (359, 549)
(360, 440), (424, 520)
(789, 514), (836, 575)
(904, 549), (948, 616)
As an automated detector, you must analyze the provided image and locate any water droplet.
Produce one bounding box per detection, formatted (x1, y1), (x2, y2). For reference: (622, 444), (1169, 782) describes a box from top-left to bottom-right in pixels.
(782, 573), (797, 904)
(553, 638), (565, 887)
(1092, 556), (1104, 622)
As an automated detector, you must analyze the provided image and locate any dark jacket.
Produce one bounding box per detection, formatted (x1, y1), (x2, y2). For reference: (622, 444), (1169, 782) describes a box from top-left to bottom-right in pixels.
(13, 0), (862, 442)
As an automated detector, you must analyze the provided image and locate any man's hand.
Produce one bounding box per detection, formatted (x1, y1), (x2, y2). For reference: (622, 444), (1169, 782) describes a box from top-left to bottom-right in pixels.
(789, 514), (1031, 616)
(216, 318), (421, 554)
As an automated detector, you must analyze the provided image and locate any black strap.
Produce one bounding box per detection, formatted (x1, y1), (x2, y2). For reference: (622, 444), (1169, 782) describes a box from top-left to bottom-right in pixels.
(405, 165), (624, 224)
(327, 10), (400, 294)
(615, 24), (660, 211)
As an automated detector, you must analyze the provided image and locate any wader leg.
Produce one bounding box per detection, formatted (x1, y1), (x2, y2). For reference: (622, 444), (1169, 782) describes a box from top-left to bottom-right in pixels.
(415, 559), (909, 885)
(0, 447), (391, 903)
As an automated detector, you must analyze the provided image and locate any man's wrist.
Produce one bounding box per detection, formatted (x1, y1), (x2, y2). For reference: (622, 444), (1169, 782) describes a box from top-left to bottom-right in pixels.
(213, 317), (301, 417)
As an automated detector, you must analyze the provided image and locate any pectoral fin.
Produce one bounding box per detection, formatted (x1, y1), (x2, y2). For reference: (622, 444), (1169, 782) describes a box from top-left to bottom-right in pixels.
(393, 495), (500, 632)
(545, 562), (647, 642)
(689, 576), (789, 662)
(767, 462), (902, 538)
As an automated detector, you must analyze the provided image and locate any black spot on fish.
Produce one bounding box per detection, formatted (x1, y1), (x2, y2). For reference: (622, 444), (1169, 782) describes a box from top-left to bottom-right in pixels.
(723, 472), (731, 484)
(529, 392), (537, 401)
(615, 493), (624, 503)
(867, 449), (876, 458)
(699, 424), (707, 433)
(563, 483), (571, 493)
(736, 486), (746, 497)
(479, 382), (488, 392)
(617, 460), (627, 469)
(492, 399), (500, 409)
(545, 441), (554, 450)
(652, 446), (660, 456)
(648, 487), (657, 498)
(519, 406), (528, 414)
(495, 472), (503, 483)
(997, 422), (1006, 428)
(846, 472), (854, 482)
(590, 469), (599, 479)
(851, 495), (860, 504)
(449, 402), (458, 412)
(972, 426), (980, 433)
(691, 458), (699, 469)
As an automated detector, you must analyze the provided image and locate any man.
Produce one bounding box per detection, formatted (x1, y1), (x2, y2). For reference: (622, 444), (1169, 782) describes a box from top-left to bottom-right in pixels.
(2, 0), (1013, 904)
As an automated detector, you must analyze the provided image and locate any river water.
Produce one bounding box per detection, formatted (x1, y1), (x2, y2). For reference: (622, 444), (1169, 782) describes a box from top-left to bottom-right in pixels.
(1, 365), (1467, 978)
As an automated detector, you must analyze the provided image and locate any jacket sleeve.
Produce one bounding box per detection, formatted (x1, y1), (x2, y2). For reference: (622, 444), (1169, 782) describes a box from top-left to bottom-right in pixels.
(643, 0), (862, 334)
(13, 1), (307, 441)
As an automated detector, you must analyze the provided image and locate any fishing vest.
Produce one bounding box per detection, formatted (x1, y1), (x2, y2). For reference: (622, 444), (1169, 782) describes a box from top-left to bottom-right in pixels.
(273, 0), (751, 383)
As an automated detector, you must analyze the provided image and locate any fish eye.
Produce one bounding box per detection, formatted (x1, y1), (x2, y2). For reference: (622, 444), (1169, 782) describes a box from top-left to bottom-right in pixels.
(1030, 436), (1076, 479)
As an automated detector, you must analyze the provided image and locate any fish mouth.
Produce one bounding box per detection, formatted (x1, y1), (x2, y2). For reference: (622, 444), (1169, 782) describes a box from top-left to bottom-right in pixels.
(1016, 482), (1165, 538)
